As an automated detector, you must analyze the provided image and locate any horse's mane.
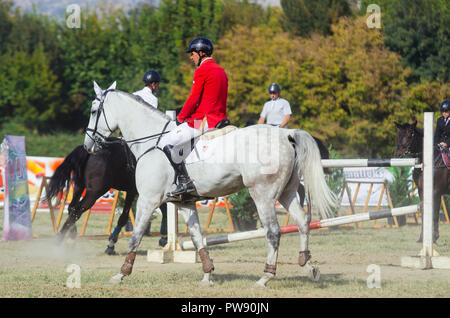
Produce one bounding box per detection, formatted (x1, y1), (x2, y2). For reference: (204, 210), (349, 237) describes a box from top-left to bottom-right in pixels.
(413, 125), (424, 137)
(113, 90), (172, 121)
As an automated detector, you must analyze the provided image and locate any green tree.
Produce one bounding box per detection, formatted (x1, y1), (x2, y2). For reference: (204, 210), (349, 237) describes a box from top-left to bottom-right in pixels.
(0, 45), (63, 131)
(0, 0), (13, 53)
(213, 17), (413, 157)
(281, 0), (353, 36)
(360, 0), (449, 82)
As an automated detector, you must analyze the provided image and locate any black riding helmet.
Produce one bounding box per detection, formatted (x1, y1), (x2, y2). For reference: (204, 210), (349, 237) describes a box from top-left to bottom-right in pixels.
(440, 99), (450, 112)
(186, 37), (214, 56)
(268, 83), (281, 94)
(142, 70), (161, 86)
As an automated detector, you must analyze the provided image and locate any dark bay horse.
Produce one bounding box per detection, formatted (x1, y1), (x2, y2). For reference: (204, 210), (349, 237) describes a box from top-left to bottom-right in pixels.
(46, 137), (167, 254)
(394, 120), (446, 242)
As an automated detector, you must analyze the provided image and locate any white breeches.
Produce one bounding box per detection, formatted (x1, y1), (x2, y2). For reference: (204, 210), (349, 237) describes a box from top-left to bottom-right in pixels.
(159, 122), (208, 164)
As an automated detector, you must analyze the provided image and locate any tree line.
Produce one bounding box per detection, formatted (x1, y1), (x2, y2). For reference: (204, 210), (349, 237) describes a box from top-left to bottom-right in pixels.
(0, 0), (449, 157)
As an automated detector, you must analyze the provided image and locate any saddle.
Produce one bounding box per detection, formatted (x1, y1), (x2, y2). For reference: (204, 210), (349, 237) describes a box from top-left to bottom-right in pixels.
(439, 146), (450, 169)
(200, 125), (238, 140)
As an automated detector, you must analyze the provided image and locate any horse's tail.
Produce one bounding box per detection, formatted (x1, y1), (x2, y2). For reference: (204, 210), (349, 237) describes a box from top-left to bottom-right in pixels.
(312, 136), (330, 174)
(288, 129), (337, 219)
(46, 145), (89, 202)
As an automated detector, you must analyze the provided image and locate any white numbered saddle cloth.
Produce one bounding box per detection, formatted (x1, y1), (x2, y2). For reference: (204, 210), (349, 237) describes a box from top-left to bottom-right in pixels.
(184, 126), (238, 164)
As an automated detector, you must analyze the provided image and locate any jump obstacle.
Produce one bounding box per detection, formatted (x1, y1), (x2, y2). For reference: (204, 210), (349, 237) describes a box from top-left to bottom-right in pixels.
(179, 204), (421, 250)
(151, 112), (450, 269)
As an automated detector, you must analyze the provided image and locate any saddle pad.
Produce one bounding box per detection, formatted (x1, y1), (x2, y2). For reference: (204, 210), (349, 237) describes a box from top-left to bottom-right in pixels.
(185, 137), (220, 164)
(199, 125), (238, 140)
(441, 150), (450, 169)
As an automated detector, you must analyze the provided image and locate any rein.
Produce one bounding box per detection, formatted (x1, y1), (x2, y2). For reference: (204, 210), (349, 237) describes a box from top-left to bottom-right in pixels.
(135, 120), (171, 163)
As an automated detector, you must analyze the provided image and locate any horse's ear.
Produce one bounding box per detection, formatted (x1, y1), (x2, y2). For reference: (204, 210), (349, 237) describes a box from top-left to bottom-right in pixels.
(93, 81), (103, 97)
(394, 121), (402, 129)
(409, 118), (417, 127)
(108, 81), (117, 91)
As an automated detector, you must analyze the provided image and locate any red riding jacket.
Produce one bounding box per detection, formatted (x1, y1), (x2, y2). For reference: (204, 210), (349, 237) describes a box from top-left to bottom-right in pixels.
(177, 58), (228, 129)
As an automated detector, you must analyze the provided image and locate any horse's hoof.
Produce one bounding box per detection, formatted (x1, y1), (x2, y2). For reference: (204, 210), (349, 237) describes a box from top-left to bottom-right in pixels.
(105, 246), (116, 255)
(302, 261), (320, 282)
(310, 266), (320, 282)
(199, 273), (214, 287)
(159, 236), (168, 248)
(255, 272), (275, 288)
(199, 279), (214, 287)
(108, 273), (124, 285)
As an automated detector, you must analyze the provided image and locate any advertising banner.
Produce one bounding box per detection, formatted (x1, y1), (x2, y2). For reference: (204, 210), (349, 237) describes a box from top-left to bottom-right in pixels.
(1, 136), (32, 241)
(340, 167), (395, 206)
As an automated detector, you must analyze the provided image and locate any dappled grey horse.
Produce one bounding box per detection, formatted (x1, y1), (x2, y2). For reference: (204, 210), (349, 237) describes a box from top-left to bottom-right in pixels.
(84, 81), (337, 287)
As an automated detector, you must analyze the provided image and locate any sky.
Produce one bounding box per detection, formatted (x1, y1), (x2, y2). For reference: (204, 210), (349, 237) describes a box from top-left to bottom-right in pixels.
(12, 0), (281, 20)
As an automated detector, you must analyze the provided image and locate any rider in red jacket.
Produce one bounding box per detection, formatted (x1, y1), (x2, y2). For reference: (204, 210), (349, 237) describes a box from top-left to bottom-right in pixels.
(159, 37), (229, 197)
(177, 52), (228, 129)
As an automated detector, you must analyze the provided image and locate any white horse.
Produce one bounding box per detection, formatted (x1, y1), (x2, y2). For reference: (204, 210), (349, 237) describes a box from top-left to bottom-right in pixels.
(84, 81), (337, 287)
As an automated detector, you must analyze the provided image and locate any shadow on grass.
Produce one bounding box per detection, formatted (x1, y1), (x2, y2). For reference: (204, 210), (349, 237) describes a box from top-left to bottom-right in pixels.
(210, 272), (354, 289)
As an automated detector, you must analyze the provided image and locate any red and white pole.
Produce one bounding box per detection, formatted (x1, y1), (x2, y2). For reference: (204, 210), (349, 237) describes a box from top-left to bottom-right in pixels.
(180, 204), (421, 250)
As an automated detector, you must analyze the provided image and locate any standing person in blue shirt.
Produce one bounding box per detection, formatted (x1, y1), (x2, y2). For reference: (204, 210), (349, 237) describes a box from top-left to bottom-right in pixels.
(257, 83), (292, 128)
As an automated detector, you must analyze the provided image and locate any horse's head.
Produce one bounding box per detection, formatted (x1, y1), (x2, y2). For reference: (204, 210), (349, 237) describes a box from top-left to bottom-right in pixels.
(394, 119), (422, 158)
(84, 81), (117, 154)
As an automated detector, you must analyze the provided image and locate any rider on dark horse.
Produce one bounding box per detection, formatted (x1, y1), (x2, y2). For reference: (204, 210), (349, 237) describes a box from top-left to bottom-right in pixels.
(158, 37), (229, 197)
(434, 99), (450, 166)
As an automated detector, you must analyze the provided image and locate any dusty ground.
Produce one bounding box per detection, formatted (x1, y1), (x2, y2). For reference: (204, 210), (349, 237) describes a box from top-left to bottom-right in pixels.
(0, 207), (449, 298)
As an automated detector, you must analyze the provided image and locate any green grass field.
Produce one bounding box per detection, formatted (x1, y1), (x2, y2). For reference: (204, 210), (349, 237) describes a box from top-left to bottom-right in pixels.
(0, 205), (449, 298)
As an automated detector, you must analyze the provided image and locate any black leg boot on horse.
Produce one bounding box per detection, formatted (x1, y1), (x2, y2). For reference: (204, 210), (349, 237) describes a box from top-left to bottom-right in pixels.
(162, 145), (196, 197)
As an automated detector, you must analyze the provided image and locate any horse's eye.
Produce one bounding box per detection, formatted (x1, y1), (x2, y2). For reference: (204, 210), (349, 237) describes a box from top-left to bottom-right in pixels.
(91, 110), (97, 115)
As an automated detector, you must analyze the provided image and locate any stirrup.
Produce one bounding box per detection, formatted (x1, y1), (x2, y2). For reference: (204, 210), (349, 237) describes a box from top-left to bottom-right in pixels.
(168, 180), (195, 197)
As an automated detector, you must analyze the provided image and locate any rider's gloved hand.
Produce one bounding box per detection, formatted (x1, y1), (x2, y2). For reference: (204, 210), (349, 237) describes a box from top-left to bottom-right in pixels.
(176, 118), (182, 126)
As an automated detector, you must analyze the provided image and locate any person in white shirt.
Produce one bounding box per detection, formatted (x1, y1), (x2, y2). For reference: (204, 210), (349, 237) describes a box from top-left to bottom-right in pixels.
(133, 70), (160, 108)
(257, 83), (292, 128)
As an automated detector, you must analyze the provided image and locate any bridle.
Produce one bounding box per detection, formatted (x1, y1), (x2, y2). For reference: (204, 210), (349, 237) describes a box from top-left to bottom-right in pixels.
(85, 89), (116, 150)
(398, 126), (422, 158)
(84, 89), (171, 161)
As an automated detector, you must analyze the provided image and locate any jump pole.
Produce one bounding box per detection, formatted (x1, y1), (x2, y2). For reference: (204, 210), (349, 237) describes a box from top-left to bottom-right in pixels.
(321, 158), (421, 168)
(180, 204), (421, 250)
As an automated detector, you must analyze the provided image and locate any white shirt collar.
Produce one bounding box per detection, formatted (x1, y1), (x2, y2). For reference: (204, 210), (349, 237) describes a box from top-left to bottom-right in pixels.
(143, 86), (153, 94)
(200, 57), (213, 66)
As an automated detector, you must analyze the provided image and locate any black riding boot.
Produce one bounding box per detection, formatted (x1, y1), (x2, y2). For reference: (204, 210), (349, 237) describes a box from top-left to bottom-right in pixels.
(162, 145), (196, 196)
